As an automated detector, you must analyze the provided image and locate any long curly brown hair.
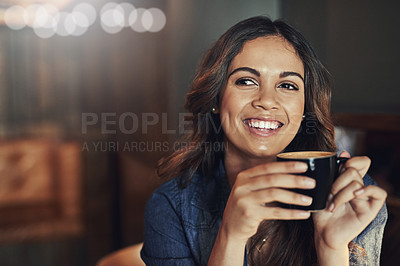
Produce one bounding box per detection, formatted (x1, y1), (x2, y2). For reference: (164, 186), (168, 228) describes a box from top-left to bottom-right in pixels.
(157, 16), (337, 265)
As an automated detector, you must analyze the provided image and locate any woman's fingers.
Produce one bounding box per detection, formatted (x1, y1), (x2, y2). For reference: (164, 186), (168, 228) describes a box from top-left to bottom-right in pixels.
(245, 174), (316, 191)
(239, 161), (308, 179)
(260, 206), (310, 220)
(327, 153), (373, 212)
(353, 185), (387, 211)
(342, 156), (371, 178)
(328, 180), (363, 212)
(235, 161), (312, 191)
(339, 150), (351, 158)
(329, 179), (387, 213)
(331, 167), (364, 195)
(253, 188), (313, 207)
(329, 166), (364, 212)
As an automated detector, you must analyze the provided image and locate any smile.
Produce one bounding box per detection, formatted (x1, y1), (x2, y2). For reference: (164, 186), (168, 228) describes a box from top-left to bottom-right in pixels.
(243, 118), (283, 136)
(244, 118), (283, 130)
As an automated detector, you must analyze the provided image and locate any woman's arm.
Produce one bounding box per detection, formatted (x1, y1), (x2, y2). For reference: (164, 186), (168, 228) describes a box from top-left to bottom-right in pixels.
(315, 240), (349, 266)
(208, 227), (247, 266)
(141, 185), (197, 266)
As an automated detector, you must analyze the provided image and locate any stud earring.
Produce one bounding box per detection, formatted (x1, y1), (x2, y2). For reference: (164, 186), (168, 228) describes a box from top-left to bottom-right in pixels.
(302, 114), (306, 120)
(212, 107), (217, 113)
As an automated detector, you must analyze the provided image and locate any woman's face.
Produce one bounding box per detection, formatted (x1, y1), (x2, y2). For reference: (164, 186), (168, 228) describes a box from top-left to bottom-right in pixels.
(219, 36), (305, 161)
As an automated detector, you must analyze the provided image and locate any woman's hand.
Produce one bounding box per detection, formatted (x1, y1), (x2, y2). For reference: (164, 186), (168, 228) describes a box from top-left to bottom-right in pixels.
(312, 151), (387, 264)
(220, 161), (315, 242)
(209, 161), (315, 265)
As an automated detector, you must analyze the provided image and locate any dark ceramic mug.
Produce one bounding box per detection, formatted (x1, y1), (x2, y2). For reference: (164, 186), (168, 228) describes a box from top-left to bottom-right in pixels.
(276, 151), (348, 211)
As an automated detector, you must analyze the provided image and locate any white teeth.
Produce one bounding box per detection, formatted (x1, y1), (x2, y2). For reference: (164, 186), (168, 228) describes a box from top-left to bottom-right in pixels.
(249, 120), (280, 130)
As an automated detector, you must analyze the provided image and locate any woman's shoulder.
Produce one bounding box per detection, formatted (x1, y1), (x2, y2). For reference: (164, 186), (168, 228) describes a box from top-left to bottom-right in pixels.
(145, 176), (188, 215)
(150, 172), (212, 203)
(146, 165), (230, 217)
(143, 168), (228, 265)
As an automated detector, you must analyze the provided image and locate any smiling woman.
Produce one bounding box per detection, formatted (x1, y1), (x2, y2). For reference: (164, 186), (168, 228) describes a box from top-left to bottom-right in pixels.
(219, 36), (305, 160)
(142, 16), (387, 266)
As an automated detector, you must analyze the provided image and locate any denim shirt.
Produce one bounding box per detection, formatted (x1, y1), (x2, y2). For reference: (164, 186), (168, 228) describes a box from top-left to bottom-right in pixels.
(141, 162), (387, 265)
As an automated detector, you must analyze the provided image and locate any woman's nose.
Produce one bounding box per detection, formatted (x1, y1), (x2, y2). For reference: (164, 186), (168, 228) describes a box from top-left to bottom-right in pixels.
(251, 86), (279, 111)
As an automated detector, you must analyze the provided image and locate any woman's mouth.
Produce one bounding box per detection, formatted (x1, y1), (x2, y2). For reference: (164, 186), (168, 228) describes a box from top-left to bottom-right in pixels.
(243, 118), (283, 136)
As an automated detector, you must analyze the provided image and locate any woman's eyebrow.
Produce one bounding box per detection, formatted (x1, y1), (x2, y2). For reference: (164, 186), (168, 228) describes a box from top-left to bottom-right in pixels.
(228, 67), (260, 78)
(280, 71), (304, 82)
(228, 68), (304, 83)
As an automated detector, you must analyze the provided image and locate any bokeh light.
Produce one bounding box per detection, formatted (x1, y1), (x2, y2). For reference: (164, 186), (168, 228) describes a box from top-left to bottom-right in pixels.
(100, 2), (124, 34)
(3, 2), (167, 38)
(73, 3), (96, 26)
(145, 8), (166, 33)
(70, 12), (89, 36)
(4, 5), (26, 30)
(33, 12), (59, 39)
(119, 3), (136, 27)
(55, 12), (70, 37)
(24, 4), (41, 28)
(32, 4), (59, 28)
(130, 8), (147, 33)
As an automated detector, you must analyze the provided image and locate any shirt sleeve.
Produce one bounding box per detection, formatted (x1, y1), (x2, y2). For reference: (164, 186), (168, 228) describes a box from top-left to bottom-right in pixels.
(349, 175), (388, 265)
(140, 183), (197, 266)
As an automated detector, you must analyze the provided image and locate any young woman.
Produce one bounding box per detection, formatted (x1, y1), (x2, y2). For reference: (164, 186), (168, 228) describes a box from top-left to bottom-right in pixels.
(141, 16), (387, 265)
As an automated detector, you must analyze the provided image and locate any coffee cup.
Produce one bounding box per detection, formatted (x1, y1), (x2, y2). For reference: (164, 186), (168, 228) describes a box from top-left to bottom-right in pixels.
(276, 151), (348, 211)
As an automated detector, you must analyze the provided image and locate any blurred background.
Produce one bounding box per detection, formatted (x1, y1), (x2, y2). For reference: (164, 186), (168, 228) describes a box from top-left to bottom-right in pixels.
(0, 0), (399, 265)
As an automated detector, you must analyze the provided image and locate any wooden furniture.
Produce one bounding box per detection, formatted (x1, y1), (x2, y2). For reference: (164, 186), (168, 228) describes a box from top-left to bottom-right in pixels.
(96, 242), (145, 266)
(333, 113), (400, 133)
(0, 139), (83, 243)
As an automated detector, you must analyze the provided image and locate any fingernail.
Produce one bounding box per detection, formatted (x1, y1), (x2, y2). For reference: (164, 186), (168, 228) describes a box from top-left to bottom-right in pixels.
(327, 193), (333, 201)
(295, 162), (308, 171)
(328, 202), (335, 212)
(303, 178), (316, 188)
(301, 196), (313, 205)
(355, 188), (365, 196)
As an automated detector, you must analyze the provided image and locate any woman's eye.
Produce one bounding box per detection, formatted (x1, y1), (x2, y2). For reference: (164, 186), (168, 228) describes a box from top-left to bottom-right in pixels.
(235, 78), (257, 86)
(279, 82), (299, 90)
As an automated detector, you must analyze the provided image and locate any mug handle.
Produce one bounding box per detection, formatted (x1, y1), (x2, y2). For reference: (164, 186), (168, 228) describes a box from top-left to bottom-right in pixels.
(337, 157), (349, 173)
